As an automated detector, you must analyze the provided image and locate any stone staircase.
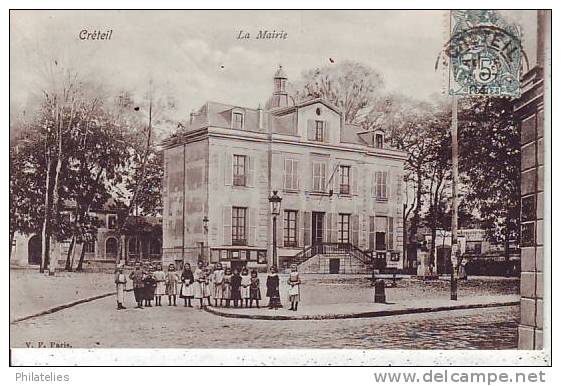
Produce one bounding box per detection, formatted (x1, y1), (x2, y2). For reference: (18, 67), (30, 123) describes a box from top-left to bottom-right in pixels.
(280, 242), (377, 274)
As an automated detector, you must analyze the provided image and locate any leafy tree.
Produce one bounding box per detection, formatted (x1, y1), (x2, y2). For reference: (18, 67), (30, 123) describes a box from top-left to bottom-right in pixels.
(458, 97), (520, 261)
(295, 61), (384, 124)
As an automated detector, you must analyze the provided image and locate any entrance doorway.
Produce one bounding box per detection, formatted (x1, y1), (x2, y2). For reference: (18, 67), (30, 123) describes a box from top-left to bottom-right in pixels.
(28, 235), (42, 265)
(312, 212), (325, 253)
(329, 258), (340, 274)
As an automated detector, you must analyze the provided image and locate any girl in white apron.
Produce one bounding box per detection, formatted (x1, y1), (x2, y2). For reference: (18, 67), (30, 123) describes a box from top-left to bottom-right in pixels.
(153, 263), (167, 307)
(180, 263), (194, 307)
(240, 267), (251, 308)
(193, 261), (205, 308)
(166, 264), (179, 306)
(288, 264), (301, 311)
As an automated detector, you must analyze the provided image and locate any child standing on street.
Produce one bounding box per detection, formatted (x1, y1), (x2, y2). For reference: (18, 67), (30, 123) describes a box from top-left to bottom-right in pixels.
(166, 264), (179, 306)
(266, 266), (281, 309)
(180, 263), (194, 307)
(143, 268), (157, 307)
(230, 268), (242, 308)
(212, 262), (225, 307)
(249, 269), (261, 308)
(203, 266), (212, 306)
(115, 265), (127, 310)
(288, 264), (301, 311)
(223, 267), (232, 307)
(153, 263), (166, 307)
(193, 261), (206, 308)
(129, 263), (144, 309)
(240, 267), (251, 308)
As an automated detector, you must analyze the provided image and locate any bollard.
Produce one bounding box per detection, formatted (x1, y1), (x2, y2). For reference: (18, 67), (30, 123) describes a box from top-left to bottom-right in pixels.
(374, 279), (386, 303)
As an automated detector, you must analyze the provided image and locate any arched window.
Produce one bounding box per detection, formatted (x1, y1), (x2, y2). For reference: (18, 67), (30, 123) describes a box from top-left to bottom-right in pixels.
(105, 237), (118, 257)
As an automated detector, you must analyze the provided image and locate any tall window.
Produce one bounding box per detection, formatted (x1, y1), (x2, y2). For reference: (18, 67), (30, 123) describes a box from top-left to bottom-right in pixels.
(283, 210), (298, 247)
(232, 207), (247, 245)
(233, 112), (244, 129)
(338, 214), (351, 244)
(107, 214), (117, 229)
(233, 155), (247, 186)
(315, 120), (324, 142)
(340, 165), (350, 195)
(312, 162), (326, 192)
(375, 171), (388, 200)
(284, 159), (299, 190)
(375, 133), (384, 148)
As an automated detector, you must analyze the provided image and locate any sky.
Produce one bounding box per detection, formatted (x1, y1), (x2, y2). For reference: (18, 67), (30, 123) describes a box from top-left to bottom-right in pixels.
(10, 10), (538, 122)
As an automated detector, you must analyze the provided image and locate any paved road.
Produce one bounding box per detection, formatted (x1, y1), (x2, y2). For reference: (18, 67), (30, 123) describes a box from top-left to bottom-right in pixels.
(10, 295), (518, 350)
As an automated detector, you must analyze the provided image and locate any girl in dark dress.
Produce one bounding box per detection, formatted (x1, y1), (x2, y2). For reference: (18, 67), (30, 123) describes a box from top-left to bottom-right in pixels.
(143, 269), (157, 307)
(180, 263), (195, 307)
(230, 268), (242, 308)
(249, 269), (261, 308)
(266, 266), (281, 309)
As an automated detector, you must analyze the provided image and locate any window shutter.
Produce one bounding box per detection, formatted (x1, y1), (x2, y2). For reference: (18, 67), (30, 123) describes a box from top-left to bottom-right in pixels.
(222, 206), (232, 245)
(283, 159), (290, 189)
(224, 153), (233, 186)
(351, 165), (358, 195)
(294, 160), (299, 190)
(324, 121), (330, 143)
(325, 213), (332, 242)
(369, 216), (375, 250)
(386, 170), (391, 200)
(388, 217), (394, 250)
(331, 213), (338, 243)
(351, 214), (359, 246)
(333, 164), (339, 194)
(302, 211), (311, 246)
(307, 119), (314, 140)
(248, 208), (257, 246)
(371, 170), (376, 197)
(321, 163), (326, 191)
(247, 155), (255, 187)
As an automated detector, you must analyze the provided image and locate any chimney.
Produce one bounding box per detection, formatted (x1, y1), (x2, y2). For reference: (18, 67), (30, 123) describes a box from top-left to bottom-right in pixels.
(257, 104), (263, 129)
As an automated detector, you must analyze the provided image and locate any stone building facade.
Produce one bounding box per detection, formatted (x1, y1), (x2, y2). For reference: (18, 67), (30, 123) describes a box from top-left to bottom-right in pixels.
(161, 67), (407, 273)
(516, 10), (549, 350)
(10, 208), (162, 268)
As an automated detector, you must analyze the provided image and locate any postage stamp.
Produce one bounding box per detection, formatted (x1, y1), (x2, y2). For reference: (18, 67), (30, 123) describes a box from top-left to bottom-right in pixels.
(444, 10), (526, 98)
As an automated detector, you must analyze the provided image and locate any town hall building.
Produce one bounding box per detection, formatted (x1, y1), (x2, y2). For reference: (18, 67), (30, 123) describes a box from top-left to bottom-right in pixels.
(161, 67), (407, 273)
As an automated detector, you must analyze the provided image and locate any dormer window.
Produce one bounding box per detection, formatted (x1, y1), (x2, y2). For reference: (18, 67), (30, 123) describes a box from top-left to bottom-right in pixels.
(375, 133), (384, 149)
(232, 112), (244, 129)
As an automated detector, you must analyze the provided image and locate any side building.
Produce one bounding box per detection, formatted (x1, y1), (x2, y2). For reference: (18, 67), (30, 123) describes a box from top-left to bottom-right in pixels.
(161, 67), (407, 273)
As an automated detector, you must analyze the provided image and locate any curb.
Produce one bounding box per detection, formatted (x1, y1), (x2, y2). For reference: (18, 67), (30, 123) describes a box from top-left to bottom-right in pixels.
(203, 300), (520, 321)
(10, 289), (133, 324)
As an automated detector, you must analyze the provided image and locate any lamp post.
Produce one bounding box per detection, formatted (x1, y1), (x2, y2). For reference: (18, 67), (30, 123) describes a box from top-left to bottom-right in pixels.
(268, 190), (282, 269)
(202, 216), (209, 262)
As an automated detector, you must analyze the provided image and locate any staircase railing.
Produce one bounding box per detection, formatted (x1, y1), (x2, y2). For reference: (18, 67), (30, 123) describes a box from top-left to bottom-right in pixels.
(281, 242), (375, 269)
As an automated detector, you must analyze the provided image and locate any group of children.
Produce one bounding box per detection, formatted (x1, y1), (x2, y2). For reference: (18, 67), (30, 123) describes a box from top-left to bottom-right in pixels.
(114, 261), (302, 311)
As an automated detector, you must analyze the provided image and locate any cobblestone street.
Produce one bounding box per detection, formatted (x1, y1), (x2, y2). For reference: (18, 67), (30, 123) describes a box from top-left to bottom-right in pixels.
(10, 293), (518, 349)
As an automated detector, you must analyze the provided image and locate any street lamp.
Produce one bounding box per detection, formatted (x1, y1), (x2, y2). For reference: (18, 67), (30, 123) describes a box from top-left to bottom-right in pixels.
(201, 216), (209, 262)
(268, 190), (282, 269)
